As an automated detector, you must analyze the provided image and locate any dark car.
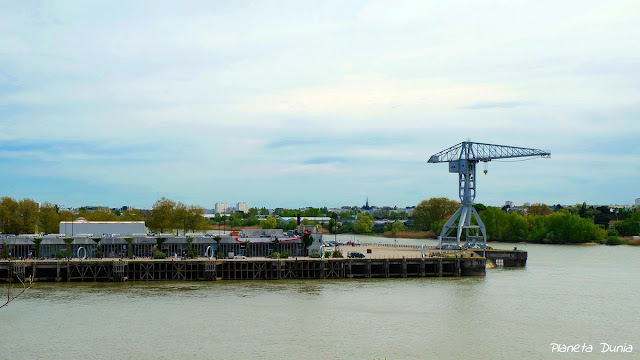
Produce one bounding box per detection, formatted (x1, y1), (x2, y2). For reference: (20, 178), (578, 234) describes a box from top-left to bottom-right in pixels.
(347, 251), (365, 258)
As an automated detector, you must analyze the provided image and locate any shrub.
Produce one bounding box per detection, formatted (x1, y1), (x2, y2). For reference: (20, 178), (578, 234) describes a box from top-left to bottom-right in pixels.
(271, 252), (280, 259)
(606, 236), (623, 246)
(55, 251), (64, 259)
(310, 249), (321, 258)
(607, 228), (619, 237)
(281, 251), (289, 259)
(152, 247), (167, 259)
(324, 250), (333, 258)
(332, 250), (343, 258)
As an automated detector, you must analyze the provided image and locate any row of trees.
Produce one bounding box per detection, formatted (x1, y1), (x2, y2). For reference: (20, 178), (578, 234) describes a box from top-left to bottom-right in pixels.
(411, 197), (640, 243)
(147, 197), (208, 234)
(0, 196), (154, 235)
(479, 208), (608, 243)
(0, 197), (78, 234)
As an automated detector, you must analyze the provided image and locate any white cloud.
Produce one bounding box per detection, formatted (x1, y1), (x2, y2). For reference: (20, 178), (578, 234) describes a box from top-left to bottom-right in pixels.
(240, 73), (518, 118)
(0, 0), (639, 207)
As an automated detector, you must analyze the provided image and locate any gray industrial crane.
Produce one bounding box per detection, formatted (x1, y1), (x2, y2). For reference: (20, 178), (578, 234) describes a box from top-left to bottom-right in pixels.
(428, 141), (550, 249)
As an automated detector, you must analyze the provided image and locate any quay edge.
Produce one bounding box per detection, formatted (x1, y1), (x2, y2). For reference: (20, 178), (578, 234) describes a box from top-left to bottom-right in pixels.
(0, 257), (486, 283)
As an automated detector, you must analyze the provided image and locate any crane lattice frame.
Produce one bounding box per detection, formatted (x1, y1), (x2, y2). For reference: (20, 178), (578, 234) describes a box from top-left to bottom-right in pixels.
(428, 141), (550, 249)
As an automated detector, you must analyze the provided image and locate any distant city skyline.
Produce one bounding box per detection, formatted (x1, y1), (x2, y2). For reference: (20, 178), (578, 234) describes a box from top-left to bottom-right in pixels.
(1, 1), (639, 209)
(43, 197), (638, 212)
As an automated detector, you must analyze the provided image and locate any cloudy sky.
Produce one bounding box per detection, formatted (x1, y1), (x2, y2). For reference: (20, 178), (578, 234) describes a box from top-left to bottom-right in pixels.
(1, 0), (639, 209)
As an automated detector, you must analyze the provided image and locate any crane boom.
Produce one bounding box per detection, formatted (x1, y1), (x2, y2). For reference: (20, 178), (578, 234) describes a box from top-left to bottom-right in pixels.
(428, 141), (550, 163)
(428, 140), (550, 250)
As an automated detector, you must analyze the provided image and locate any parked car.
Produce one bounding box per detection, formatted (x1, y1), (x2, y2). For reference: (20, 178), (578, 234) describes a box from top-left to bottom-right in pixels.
(347, 251), (365, 258)
(233, 254), (247, 259)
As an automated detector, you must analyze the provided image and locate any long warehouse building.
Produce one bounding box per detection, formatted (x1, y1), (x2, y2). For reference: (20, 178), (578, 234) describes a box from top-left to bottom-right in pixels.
(59, 219), (146, 236)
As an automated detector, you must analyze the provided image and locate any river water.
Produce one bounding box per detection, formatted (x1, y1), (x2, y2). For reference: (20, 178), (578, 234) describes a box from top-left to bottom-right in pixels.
(1, 235), (638, 359)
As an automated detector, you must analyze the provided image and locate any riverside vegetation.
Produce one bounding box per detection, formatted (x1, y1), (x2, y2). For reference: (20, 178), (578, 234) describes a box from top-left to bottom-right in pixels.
(1, 196), (638, 247)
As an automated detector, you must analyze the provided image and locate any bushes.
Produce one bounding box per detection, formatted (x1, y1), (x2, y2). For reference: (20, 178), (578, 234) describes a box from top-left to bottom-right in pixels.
(281, 251), (290, 259)
(479, 207), (607, 244)
(606, 236), (623, 246)
(152, 247), (166, 259)
(310, 249), (321, 258)
(271, 252), (280, 259)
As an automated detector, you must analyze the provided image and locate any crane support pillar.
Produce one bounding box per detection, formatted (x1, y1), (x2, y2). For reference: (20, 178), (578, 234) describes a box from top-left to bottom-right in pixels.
(438, 158), (487, 249)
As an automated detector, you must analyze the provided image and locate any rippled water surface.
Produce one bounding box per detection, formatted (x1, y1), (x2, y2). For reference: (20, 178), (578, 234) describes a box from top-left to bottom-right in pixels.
(1, 237), (638, 359)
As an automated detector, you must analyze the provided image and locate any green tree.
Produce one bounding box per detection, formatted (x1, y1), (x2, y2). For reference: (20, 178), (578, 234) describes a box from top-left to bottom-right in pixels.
(529, 203), (552, 216)
(301, 232), (314, 250)
(245, 240), (252, 257)
(388, 221), (408, 236)
(213, 236), (222, 259)
(154, 237), (167, 258)
(120, 208), (145, 221)
(271, 236), (280, 253)
(473, 203), (487, 212)
(38, 202), (60, 234)
(172, 202), (189, 235)
(124, 237), (134, 259)
(412, 198), (459, 231)
(149, 197), (176, 233)
(284, 219), (297, 231)
(328, 218), (336, 233)
(82, 208), (118, 221)
(32, 238), (43, 257)
(353, 214), (374, 234)
(578, 202), (588, 218)
(63, 238), (74, 259)
(243, 215), (260, 227)
(186, 237), (198, 258)
(262, 216), (277, 229)
(18, 198), (39, 234)
(185, 205), (208, 233)
(93, 237), (103, 258)
(1, 242), (9, 259)
(0, 197), (20, 234)
(614, 211), (640, 236)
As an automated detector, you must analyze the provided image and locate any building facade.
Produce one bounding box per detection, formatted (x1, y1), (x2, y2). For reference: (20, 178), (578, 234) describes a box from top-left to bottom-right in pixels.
(59, 220), (146, 236)
(236, 202), (249, 214)
(215, 202), (228, 214)
(1, 228), (322, 259)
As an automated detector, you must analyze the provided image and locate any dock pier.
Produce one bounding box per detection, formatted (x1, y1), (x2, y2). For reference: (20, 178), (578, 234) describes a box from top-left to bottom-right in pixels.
(0, 256), (487, 283)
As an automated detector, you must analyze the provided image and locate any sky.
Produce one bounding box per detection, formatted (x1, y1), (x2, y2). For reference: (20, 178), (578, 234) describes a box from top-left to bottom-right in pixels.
(1, 0), (639, 210)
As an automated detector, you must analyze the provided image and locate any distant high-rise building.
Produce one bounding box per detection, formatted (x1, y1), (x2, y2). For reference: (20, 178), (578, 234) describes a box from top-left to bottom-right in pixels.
(236, 202), (249, 214)
(636, 198), (640, 206)
(215, 202), (228, 214)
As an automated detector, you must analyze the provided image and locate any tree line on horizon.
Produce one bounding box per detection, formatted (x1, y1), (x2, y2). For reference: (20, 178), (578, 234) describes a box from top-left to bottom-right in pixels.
(1, 195), (638, 243)
(410, 198), (640, 244)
